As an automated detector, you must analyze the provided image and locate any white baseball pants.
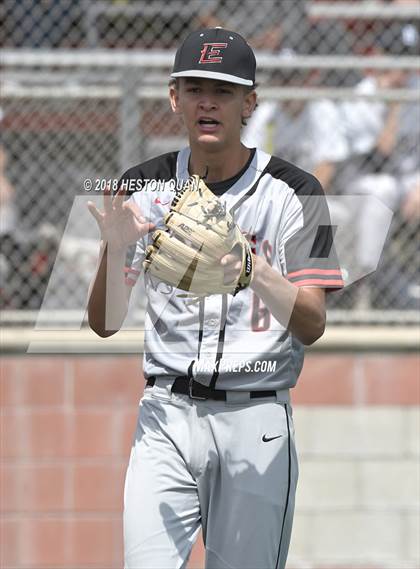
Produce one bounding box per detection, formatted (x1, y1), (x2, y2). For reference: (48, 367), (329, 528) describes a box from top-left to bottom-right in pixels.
(123, 379), (298, 569)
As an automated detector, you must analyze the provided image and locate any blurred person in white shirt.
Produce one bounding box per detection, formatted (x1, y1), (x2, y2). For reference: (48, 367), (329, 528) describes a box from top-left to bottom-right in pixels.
(0, 109), (17, 238)
(242, 59), (419, 307)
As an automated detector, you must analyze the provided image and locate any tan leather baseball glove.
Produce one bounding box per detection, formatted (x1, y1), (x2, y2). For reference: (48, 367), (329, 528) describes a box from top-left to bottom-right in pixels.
(143, 175), (253, 296)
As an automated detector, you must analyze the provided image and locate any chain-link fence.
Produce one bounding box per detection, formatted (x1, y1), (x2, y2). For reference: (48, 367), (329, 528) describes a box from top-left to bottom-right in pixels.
(1, 0), (419, 325)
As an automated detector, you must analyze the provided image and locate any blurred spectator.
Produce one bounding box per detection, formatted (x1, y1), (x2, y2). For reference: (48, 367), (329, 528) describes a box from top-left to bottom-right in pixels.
(401, 179), (420, 222)
(241, 62), (341, 176)
(0, 146), (17, 239)
(242, 91), (339, 174)
(243, 59), (419, 308)
(194, 9), (224, 30)
(0, 107), (18, 301)
(0, 105), (62, 309)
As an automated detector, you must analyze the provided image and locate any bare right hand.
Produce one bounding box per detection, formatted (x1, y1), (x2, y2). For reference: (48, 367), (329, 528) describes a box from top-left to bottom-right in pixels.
(87, 184), (155, 252)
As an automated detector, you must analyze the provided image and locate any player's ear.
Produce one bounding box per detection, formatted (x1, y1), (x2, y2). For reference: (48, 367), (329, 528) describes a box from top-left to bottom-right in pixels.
(169, 80), (182, 115)
(242, 88), (257, 120)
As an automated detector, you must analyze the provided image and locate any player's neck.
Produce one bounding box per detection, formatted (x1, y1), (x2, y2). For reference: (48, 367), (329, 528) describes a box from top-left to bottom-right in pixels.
(188, 143), (251, 183)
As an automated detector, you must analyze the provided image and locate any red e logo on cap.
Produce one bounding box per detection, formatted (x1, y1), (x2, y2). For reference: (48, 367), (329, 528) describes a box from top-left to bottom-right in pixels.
(199, 43), (227, 64)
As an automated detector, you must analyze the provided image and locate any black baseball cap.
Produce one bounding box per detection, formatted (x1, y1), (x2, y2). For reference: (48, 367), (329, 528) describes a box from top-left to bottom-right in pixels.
(171, 27), (256, 86)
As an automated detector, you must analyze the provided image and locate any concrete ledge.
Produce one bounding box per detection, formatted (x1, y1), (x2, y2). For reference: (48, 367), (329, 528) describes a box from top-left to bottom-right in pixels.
(1, 326), (419, 354)
(0, 328), (144, 354)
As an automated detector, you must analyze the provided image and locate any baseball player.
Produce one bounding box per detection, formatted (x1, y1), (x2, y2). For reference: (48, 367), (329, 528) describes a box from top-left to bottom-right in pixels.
(88, 28), (343, 569)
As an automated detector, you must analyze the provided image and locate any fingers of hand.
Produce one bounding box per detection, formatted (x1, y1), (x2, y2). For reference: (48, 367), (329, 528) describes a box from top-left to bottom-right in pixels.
(134, 219), (155, 236)
(124, 203), (155, 235)
(87, 201), (103, 224)
(113, 184), (127, 209)
(221, 252), (239, 267)
(125, 201), (146, 224)
(221, 253), (242, 284)
(103, 183), (113, 214)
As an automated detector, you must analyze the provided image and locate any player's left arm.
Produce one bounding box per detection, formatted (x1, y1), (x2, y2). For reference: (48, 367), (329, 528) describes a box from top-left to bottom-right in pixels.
(222, 173), (343, 344)
(222, 253), (325, 345)
(250, 258), (326, 345)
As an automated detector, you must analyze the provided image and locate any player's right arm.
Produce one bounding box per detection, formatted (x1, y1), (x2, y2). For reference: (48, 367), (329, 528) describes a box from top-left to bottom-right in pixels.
(87, 184), (154, 337)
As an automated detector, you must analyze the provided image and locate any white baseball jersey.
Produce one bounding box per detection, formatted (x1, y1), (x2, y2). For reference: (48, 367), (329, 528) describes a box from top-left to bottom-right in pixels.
(123, 147), (343, 391)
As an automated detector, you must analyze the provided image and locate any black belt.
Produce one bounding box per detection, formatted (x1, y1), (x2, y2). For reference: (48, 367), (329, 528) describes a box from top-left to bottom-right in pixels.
(146, 377), (277, 401)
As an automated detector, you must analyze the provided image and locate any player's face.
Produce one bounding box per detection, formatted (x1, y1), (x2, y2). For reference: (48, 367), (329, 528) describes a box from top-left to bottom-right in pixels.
(170, 78), (256, 150)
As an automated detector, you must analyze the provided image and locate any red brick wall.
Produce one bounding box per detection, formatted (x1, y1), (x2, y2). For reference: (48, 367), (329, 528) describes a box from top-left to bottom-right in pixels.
(1, 353), (419, 568)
